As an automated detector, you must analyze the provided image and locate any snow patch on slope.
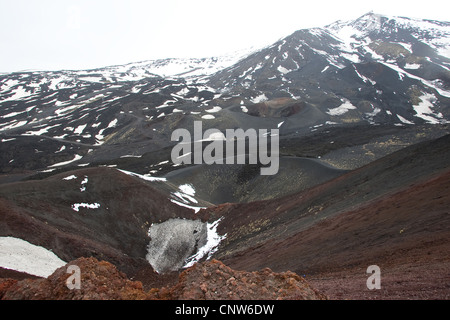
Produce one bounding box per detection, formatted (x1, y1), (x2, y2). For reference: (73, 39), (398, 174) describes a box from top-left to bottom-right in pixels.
(118, 169), (167, 182)
(183, 217), (227, 268)
(413, 93), (447, 124)
(71, 202), (101, 212)
(170, 184), (206, 213)
(0, 237), (66, 278)
(327, 99), (357, 116)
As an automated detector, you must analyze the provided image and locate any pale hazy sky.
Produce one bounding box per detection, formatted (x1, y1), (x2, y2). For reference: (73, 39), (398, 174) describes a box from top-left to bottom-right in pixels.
(0, 0), (449, 73)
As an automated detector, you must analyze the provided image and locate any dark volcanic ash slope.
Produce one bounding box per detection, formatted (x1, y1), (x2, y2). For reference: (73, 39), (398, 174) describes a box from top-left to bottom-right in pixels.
(163, 157), (348, 204)
(0, 167), (196, 276)
(1, 12), (450, 178)
(207, 12), (450, 130)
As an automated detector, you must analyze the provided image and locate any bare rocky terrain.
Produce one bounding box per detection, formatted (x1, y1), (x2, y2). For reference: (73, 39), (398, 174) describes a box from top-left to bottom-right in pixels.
(0, 257), (327, 300)
(1, 12), (449, 300)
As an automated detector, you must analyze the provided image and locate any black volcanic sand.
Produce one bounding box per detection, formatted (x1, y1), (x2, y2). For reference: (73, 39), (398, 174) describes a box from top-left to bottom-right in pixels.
(163, 157), (347, 204)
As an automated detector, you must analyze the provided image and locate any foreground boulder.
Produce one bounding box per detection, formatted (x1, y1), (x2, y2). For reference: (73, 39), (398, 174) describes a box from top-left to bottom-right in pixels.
(0, 257), (327, 300)
(155, 259), (327, 300)
(0, 257), (148, 300)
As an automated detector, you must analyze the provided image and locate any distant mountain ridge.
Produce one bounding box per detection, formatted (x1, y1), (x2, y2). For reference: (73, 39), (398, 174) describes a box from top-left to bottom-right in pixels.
(0, 12), (449, 172)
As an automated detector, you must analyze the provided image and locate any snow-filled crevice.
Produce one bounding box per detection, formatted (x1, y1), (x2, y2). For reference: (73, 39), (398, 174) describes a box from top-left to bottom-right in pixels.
(145, 217), (225, 274)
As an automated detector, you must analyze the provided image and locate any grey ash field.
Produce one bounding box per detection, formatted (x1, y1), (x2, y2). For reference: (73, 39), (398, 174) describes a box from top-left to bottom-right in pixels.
(0, 12), (449, 299)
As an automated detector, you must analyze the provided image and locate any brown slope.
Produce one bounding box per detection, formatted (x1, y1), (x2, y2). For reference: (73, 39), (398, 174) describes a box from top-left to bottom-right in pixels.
(0, 167), (196, 277)
(198, 134), (450, 299)
(215, 170), (450, 298)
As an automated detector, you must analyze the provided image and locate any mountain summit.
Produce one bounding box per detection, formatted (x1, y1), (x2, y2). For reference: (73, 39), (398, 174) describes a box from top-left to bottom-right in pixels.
(208, 12), (449, 127)
(0, 12), (449, 173)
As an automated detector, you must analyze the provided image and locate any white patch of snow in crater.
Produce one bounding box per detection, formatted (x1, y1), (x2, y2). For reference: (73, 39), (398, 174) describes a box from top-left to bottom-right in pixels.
(0, 120), (28, 132)
(354, 65), (376, 85)
(251, 93), (268, 104)
(63, 174), (77, 181)
(74, 124), (87, 135)
(397, 42), (413, 53)
(0, 236), (66, 278)
(107, 119), (118, 128)
(23, 124), (61, 136)
(1, 138), (16, 142)
(341, 52), (360, 63)
(172, 184), (198, 204)
(72, 202), (101, 212)
(179, 184), (195, 197)
(55, 145), (66, 153)
(327, 99), (357, 116)
(321, 65), (330, 73)
(381, 61), (450, 98)
(404, 63), (421, 69)
(183, 217), (227, 268)
(2, 111), (25, 119)
(172, 191), (198, 205)
(205, 106), (222, 113)
(413, 93), (447, 124)
(277, 66), (291, 74)
(49, 154), (83, 168)
(0, 86), (36, 102)
(170, 183), (205, 213)
(80, 176), (88, 192)
(397, 114), (415, 125)
(117, 169), (167, 182)
(120, 154), (142, 158)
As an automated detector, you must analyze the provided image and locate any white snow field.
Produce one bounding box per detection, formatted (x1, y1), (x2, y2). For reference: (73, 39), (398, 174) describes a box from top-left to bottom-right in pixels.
(0, 237), (66, 278)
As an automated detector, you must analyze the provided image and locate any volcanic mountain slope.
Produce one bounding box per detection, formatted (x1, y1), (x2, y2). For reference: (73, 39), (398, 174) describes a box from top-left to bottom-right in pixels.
(154, 122), (449, 206)
(0, 12), (450, 300)
(207, 12), (450, 128)
(161, 157), (347, 205)
(1, 12), (450, 178)
(0, 167), (197, 277)
(199, 134), (450, 299)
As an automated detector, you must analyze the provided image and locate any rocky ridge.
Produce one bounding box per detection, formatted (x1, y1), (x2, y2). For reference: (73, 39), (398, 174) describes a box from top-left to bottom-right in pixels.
(0, 257), (327, 300)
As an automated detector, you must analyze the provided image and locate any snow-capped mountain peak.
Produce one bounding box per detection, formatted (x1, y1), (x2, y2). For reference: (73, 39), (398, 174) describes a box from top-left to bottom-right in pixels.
(326, 12), (450, 58)
(109, 47), (256, 80)
(1, 12), (449, 175)
(326, 11), (384, 34)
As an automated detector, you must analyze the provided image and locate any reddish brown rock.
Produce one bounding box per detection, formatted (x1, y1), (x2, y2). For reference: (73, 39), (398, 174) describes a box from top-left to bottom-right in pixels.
(1, 257), (150, 300)
(154, 259), (327, 300)
(1, 257), (327, 300)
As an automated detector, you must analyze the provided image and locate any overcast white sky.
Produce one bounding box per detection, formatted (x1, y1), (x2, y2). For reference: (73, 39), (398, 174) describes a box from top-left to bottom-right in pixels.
(0, 0), (449, 73)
